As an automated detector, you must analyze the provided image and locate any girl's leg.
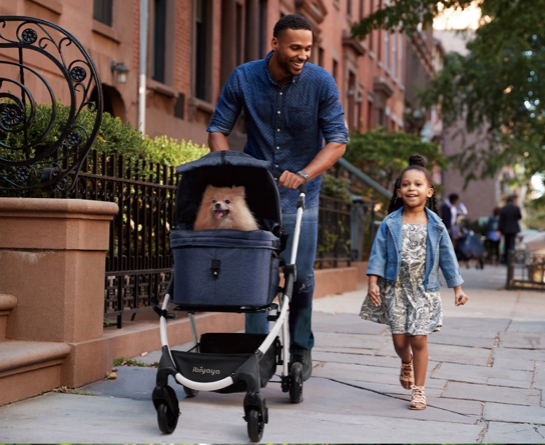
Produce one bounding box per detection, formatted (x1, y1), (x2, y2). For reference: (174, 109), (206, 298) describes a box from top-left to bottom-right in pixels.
(408, 335), (428, 386)
(392, 334), (412, 363)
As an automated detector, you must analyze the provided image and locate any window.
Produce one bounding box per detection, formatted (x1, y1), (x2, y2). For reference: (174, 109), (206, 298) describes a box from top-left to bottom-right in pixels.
(367, 100), (373, 130)
(377, 0), (382, 61)
(195, 0), (210, 100)
(347, 0), (352, 16)
(259, 0), (267, 58)
(332, 59), (338, 83)
(392, 27), (396, 76)
(93, 0), (113, 27)
(318, 47), (324, 67)
(368, 0), (374, 52)
(398, 32), (403, 81)
(151, 0), (167, 83)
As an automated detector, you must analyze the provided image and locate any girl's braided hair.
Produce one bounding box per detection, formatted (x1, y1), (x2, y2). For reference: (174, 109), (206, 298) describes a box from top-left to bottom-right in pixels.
(387, 154), (439, 215)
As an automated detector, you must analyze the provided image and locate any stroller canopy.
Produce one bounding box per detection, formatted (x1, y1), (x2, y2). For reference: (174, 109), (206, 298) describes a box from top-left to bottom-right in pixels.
(175, 151), (282, 233)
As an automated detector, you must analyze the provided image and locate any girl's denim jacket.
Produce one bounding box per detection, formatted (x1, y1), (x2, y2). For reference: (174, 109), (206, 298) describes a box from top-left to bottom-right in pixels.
(366, 207), (464, 291)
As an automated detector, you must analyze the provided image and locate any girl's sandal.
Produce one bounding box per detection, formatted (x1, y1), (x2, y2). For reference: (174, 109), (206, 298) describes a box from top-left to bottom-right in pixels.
(409, 385), (426, 410)
(399, 358), (414, 389)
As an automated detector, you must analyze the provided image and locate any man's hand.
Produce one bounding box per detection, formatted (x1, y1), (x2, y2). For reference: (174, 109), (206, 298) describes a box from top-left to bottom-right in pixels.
(279, 171), (306, 189)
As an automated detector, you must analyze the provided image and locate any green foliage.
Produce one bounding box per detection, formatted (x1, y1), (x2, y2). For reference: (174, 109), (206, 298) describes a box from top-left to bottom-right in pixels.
(112, 356), (158, 367)
(0, 101), (209, 167)
(524, 195), (545, 230)
(344, 127), (449, 188)
(351, 0), (545, 183)
(320, 172), (352, 202)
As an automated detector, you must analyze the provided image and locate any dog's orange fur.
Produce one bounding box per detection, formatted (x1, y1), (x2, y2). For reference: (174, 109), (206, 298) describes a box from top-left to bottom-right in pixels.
(194, 185), (259, 231)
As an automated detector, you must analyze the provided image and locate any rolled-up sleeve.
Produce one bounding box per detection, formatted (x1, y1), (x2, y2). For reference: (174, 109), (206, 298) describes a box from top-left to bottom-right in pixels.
(366, 222), (388, 278)
(319, 76), (349, 144)
(207, 69), (243, 136)
(439, 227), (465, 288)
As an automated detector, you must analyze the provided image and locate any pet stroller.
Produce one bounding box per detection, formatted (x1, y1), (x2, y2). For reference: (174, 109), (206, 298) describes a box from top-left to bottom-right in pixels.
(455, 228), (485, 269)
(151, 151), (307, 442)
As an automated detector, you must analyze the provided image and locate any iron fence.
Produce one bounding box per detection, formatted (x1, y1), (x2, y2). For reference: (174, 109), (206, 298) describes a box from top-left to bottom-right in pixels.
(316, 195), (352, 268)
(506, 250), (545, 291)
(51, 152), (354, 327)
(54, 149), (178, 328)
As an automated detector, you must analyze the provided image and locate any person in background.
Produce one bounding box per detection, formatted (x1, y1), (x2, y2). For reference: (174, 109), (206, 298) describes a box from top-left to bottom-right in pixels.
(485, 207), (502, 265)
(499, 195), (522, 264)
(441, 193), (467, 239)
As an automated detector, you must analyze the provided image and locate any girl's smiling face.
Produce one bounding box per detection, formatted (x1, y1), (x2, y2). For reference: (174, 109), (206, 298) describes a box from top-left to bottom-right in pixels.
(396, 169), (435, 209)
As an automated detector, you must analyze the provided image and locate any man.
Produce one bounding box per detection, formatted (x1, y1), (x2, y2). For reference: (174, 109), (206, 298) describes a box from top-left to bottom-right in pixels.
(206, 14), (348, 381)
(441, 193), (468, 240)
(498, 195), (522, 264)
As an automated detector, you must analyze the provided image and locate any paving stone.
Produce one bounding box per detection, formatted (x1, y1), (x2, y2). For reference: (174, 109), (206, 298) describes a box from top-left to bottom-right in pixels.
(339, 379), (445, 399)
(493, 347), (545, 370)
(500, 331), (545, 349)
(483, 402), (545, 424)
(508, 321), (545, 333)
(313, 312), (388, 335)
(442, 382), (542, 406)
(315, 331), (389, 350)
(487, 377), (532, 389)
(314, 345), (378, 355)
(312, 350), (402, 368)
(428, 333), (496, 348)
(535, 362), (545, 390)
(427, 343), (492, 366)
(484, 422), (545, 443)
(438, 324), (498, 339)
(424, 396), (483, 417)
(431, 362), (533, 387)
(443, 317), (511, 332)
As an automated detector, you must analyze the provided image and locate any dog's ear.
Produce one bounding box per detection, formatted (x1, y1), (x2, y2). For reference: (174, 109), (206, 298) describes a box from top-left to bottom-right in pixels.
(205, 184), (214, 191)
(232, 186), (245, 196)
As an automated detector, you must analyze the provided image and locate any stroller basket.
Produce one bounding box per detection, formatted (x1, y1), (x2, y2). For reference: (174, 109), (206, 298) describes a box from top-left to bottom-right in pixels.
(170, 229), (280, 309)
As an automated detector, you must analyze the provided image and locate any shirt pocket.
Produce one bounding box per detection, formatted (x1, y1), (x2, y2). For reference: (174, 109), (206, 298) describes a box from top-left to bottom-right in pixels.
(288, 106), (314, 127)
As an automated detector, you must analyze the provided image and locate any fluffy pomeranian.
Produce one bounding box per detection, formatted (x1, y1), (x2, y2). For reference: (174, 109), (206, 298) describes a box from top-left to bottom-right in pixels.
(194, 185), (259, 231)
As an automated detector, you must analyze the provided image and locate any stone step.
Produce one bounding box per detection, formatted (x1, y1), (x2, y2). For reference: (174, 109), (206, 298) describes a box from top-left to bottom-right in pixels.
(0, 339), (71, 406)
(0, 294), (17, 340)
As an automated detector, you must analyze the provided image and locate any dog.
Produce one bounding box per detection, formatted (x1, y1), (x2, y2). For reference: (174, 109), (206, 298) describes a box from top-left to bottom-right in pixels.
(194, 185), (259, 231)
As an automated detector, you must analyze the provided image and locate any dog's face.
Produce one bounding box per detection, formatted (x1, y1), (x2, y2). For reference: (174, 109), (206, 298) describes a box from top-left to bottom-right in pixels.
(202, 185), (245, 222)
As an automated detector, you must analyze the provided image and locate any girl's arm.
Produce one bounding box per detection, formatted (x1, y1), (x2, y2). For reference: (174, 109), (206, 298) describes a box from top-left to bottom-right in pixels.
(368, 275), (381, 306)
(366, 221), (389, 278)
(438, 227), (464, 288)
(453, 285), (469, 306)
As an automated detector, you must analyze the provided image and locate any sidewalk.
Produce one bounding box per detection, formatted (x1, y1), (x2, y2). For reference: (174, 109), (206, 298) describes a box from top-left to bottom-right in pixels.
(1, 265), (544, 443)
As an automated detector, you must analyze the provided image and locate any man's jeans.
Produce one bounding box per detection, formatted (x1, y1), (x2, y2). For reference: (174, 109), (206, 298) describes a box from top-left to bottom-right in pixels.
(245, 205), (318, 353)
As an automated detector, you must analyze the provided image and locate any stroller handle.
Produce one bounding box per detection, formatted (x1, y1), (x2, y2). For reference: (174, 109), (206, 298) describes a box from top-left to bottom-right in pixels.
(271, 169), (307, 195)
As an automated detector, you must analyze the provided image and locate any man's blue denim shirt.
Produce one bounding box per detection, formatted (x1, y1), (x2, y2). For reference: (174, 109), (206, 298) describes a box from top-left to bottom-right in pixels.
(207, 51), (348, 213)
(366, 207), (464, 291)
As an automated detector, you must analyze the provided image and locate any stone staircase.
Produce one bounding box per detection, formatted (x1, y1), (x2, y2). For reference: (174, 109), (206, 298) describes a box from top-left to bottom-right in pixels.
(0, 294), (70, 406)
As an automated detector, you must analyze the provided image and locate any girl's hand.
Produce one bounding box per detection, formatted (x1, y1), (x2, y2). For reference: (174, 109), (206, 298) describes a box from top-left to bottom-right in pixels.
(454, 287), (469, 306)
(368, 282), (381, 307)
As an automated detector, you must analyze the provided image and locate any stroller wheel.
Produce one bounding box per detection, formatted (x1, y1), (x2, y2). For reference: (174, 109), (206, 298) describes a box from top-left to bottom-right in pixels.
(157, 403), (178, 434)
(183, 385), (199, 398)
(246, 409), (264, 443)
(289, 362), (304, 404)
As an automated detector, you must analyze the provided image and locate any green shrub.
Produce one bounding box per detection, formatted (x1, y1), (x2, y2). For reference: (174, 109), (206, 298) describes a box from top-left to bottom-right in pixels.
(321, 172), (352, 203)
(0, 101), (209, 167)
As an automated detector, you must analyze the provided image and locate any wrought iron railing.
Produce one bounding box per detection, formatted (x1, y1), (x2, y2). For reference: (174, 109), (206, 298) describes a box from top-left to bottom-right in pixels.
(316, 195), (352, 268)
(54, 149), (178, 328)
(506, 250), (545, 291)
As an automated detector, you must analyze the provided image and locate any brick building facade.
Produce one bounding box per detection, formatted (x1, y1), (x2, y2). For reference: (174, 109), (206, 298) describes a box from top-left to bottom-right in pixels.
(1, 0), (434, 150)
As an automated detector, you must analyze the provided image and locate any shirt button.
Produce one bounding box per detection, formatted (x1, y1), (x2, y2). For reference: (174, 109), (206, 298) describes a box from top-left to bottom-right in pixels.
(277, 111), (281, 114)
(276, 146), (280, 150)
(275, 164), (279, 168)
(277, 128), (280, 132)
(279, 92), (283, 95)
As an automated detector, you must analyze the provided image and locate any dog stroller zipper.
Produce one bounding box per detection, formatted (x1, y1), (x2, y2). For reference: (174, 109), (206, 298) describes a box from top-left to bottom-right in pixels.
(151, 151), (307, 442)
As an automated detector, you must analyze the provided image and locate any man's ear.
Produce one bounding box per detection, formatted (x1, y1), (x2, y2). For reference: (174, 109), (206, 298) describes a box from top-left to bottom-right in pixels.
(271, 36), (278, 51)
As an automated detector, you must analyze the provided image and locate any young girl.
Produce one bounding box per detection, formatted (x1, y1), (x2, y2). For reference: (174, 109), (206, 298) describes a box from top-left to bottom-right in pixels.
(360, 154), (469, 410)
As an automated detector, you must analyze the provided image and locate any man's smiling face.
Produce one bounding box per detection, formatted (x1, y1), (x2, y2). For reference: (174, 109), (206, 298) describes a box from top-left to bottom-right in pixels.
(272, 28), (313, 77)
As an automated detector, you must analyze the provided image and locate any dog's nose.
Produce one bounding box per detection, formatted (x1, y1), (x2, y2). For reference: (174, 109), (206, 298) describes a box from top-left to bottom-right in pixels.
(215, 203), (221, 209)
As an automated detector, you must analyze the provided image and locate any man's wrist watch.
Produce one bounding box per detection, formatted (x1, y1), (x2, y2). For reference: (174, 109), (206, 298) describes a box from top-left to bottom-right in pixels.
(296, 170), (309, 183)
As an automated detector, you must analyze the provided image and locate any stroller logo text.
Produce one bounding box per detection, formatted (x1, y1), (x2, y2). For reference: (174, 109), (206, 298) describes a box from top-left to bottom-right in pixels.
(192, 366), (221, 376)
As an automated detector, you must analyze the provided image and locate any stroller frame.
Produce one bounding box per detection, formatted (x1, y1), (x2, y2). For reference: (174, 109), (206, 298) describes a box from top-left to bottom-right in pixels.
(151, 152), (307, 442)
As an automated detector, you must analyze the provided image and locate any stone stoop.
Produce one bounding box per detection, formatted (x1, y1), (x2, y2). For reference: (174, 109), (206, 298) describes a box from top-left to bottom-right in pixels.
(0, 294), (71, 405)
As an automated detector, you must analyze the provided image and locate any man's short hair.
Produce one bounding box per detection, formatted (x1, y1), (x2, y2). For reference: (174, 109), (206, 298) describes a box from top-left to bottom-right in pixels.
(506, 195), (517, 204)
(448, 193), (459, 203)
(273, 14), (312, 38)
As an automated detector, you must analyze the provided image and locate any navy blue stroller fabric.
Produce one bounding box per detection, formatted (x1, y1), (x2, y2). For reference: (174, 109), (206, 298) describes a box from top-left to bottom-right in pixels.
(455, 231), (485, 261)
(170, 151), (283, 310)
